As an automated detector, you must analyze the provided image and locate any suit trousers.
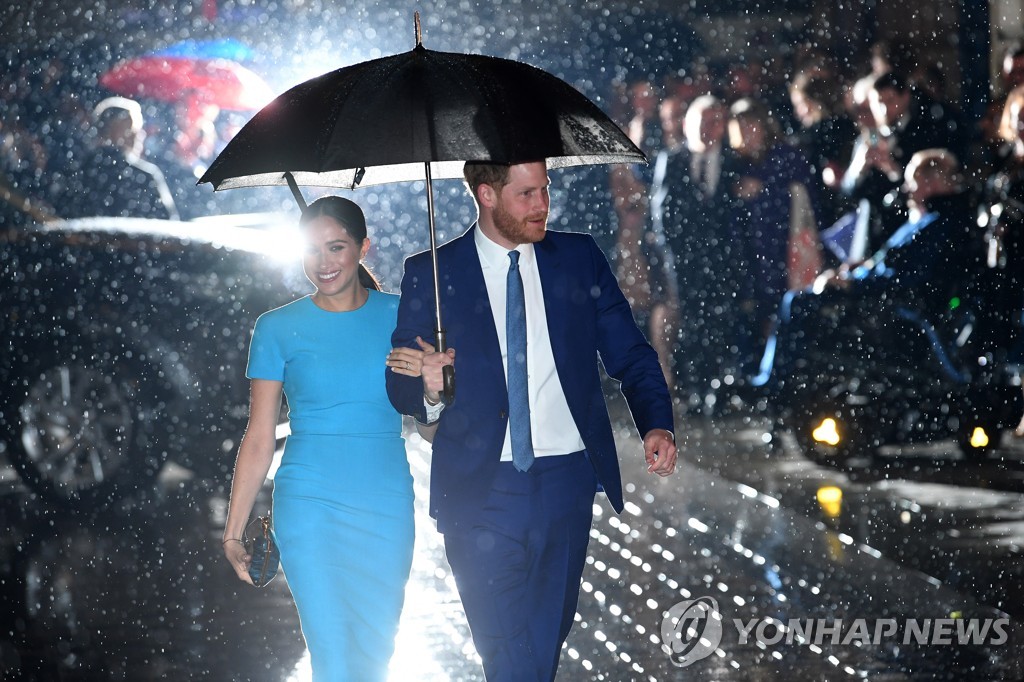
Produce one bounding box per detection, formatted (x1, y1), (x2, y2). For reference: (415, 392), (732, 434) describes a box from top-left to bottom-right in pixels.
(443, 451), (598, 682)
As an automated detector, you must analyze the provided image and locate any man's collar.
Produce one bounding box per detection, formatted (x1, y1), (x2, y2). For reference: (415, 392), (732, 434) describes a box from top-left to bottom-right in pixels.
(474, 224), (536, 270)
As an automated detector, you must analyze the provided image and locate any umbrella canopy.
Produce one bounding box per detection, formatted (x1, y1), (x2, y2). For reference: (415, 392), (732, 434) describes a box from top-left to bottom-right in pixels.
(199, 43), (644, 191)
(199, 23), (644, 403)
(100, 56), (273, 111)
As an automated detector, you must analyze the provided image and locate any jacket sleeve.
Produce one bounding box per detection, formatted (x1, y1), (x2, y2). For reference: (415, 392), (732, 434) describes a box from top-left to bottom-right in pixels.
(586, 237), (674, 438)
(386, 254), (435, 422)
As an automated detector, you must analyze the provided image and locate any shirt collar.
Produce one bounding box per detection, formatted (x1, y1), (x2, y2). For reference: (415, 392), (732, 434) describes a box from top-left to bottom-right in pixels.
(474, 223), (536, 270)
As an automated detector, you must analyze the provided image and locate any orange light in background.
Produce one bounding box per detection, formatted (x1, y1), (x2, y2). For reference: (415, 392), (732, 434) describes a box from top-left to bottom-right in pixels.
(969, 427), (990, 449)
(817, 485), (843, 519)
(812, 418), (841, 446)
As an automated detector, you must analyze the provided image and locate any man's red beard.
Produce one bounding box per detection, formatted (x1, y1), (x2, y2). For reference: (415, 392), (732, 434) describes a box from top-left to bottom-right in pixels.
(493, 200), (547, 245)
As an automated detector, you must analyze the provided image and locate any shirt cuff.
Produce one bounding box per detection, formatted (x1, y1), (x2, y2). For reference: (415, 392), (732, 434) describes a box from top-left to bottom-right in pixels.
(421, 396), (445, 424)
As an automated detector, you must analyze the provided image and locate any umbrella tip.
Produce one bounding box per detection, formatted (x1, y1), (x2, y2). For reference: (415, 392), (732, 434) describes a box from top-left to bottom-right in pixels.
(414, 11), (422, 47)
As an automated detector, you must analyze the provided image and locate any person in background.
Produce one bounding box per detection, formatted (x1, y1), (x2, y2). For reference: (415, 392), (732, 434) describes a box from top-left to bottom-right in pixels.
(605, 74), (673, 384)
(983, 86), (1024, 436)
(650, 94), (744, 411)
(156, 92), (221, 219)
(788, 71), (858, 227)
(981, 41), (1024, 171)
(728, 97), (819, 367)
(841, 71), (963, 247)
(658, 93), (689, 152)
(0, 106), (54, 225)
(755, 149), (982, 387)
(61, 96), (178, 220)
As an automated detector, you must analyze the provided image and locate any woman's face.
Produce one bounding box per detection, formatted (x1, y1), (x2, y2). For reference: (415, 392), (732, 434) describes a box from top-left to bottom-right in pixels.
(301, 215), (369, 298)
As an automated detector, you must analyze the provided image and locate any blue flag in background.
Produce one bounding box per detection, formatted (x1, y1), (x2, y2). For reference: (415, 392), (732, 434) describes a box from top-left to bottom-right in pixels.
(821, 199), (870, 263)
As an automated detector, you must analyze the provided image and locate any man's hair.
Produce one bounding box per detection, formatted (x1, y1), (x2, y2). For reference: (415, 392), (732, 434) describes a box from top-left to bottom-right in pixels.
(789, 71), (841, 116)
(907, 148), (962, 187)
(686, 94), (722, 119)
(684, 95), (723, 142)
(463, 162), (511, 203)
(871, 71), (911, 96)
(93, 96), (143, 134)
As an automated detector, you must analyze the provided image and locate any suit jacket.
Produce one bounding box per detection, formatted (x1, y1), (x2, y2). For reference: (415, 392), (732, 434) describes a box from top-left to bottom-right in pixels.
(650, 144), (743, 303)
(855, 189), (981, 318)
(841, 102), (959, 247)
(62, 147), (178, 220)
(387, 227), (674, 533)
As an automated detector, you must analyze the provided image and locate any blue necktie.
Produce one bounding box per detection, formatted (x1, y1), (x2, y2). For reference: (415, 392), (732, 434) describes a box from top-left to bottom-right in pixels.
(507, 250), (534, 472)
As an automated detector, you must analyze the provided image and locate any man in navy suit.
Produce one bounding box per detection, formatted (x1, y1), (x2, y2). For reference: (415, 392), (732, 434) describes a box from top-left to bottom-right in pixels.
(387, 160), (677, 681)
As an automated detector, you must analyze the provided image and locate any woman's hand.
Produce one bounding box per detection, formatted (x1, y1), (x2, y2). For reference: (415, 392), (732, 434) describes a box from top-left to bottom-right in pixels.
(388, 338), (455, 402)
(223, 539), (254, 585)
(387, 346), (425, 377)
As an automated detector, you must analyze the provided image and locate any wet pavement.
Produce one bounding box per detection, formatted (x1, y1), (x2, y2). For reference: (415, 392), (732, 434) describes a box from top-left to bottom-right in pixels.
(2, 400), (1024, 681)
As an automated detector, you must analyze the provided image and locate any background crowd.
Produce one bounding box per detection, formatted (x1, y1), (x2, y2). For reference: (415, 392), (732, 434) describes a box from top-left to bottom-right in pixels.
(1, 28), (1021, 421)
(598, 37), (1023, 419)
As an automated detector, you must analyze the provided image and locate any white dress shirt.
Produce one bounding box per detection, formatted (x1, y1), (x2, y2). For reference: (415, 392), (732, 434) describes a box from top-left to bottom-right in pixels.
(474, 227), (585, 460)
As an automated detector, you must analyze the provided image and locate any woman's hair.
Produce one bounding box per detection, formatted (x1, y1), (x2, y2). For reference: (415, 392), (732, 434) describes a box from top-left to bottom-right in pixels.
(299, 196), (381, 291)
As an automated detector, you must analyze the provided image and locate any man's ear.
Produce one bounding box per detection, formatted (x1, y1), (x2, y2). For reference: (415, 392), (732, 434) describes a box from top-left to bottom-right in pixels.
(478, 183), (498, 209)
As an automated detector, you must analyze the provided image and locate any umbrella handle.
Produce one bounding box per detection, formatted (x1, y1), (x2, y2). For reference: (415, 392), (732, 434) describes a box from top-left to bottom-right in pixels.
(435, 327), (455, 405)
(442, 365), (455, 406)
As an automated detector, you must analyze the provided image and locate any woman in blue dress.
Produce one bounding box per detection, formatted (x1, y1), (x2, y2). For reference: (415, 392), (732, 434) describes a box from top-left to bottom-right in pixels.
(221, 196), (436, 681)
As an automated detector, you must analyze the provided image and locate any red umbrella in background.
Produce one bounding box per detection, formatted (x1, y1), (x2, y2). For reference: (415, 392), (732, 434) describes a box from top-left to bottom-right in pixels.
(99, 56), (273, 111)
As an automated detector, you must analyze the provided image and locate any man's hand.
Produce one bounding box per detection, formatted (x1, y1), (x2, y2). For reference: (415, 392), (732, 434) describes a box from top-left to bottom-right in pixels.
(416, 336), (455, 403)
(864, 137), (900, 180)
(644, 428), (677, 477)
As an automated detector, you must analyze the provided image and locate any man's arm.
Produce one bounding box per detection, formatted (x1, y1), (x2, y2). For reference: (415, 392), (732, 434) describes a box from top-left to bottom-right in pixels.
(386, 255), (438, 422)
(585, 236), (674, 439)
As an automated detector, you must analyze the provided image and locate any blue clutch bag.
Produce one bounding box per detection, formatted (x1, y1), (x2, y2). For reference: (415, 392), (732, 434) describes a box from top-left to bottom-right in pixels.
(244, 515), (280, 588)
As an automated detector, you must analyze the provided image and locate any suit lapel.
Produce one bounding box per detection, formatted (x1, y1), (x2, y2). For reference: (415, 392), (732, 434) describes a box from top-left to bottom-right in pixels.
(535, 235), (571, 378)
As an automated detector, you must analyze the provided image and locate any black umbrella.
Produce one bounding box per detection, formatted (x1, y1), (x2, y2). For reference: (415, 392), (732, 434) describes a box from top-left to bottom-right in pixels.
(199, 15), (645, 402)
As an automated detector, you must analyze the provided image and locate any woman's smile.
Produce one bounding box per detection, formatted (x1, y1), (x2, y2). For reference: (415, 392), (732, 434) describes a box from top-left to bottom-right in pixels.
(301, 214), (370, 310)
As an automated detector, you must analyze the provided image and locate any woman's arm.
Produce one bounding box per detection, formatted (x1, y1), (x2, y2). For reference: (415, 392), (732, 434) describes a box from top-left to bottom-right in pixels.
(222, 378), (283, 584)
(388, 337), (453, 444)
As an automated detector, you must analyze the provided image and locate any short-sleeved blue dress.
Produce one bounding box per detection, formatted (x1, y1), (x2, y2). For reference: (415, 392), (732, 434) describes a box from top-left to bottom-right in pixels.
(247, 290), (414, 681)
